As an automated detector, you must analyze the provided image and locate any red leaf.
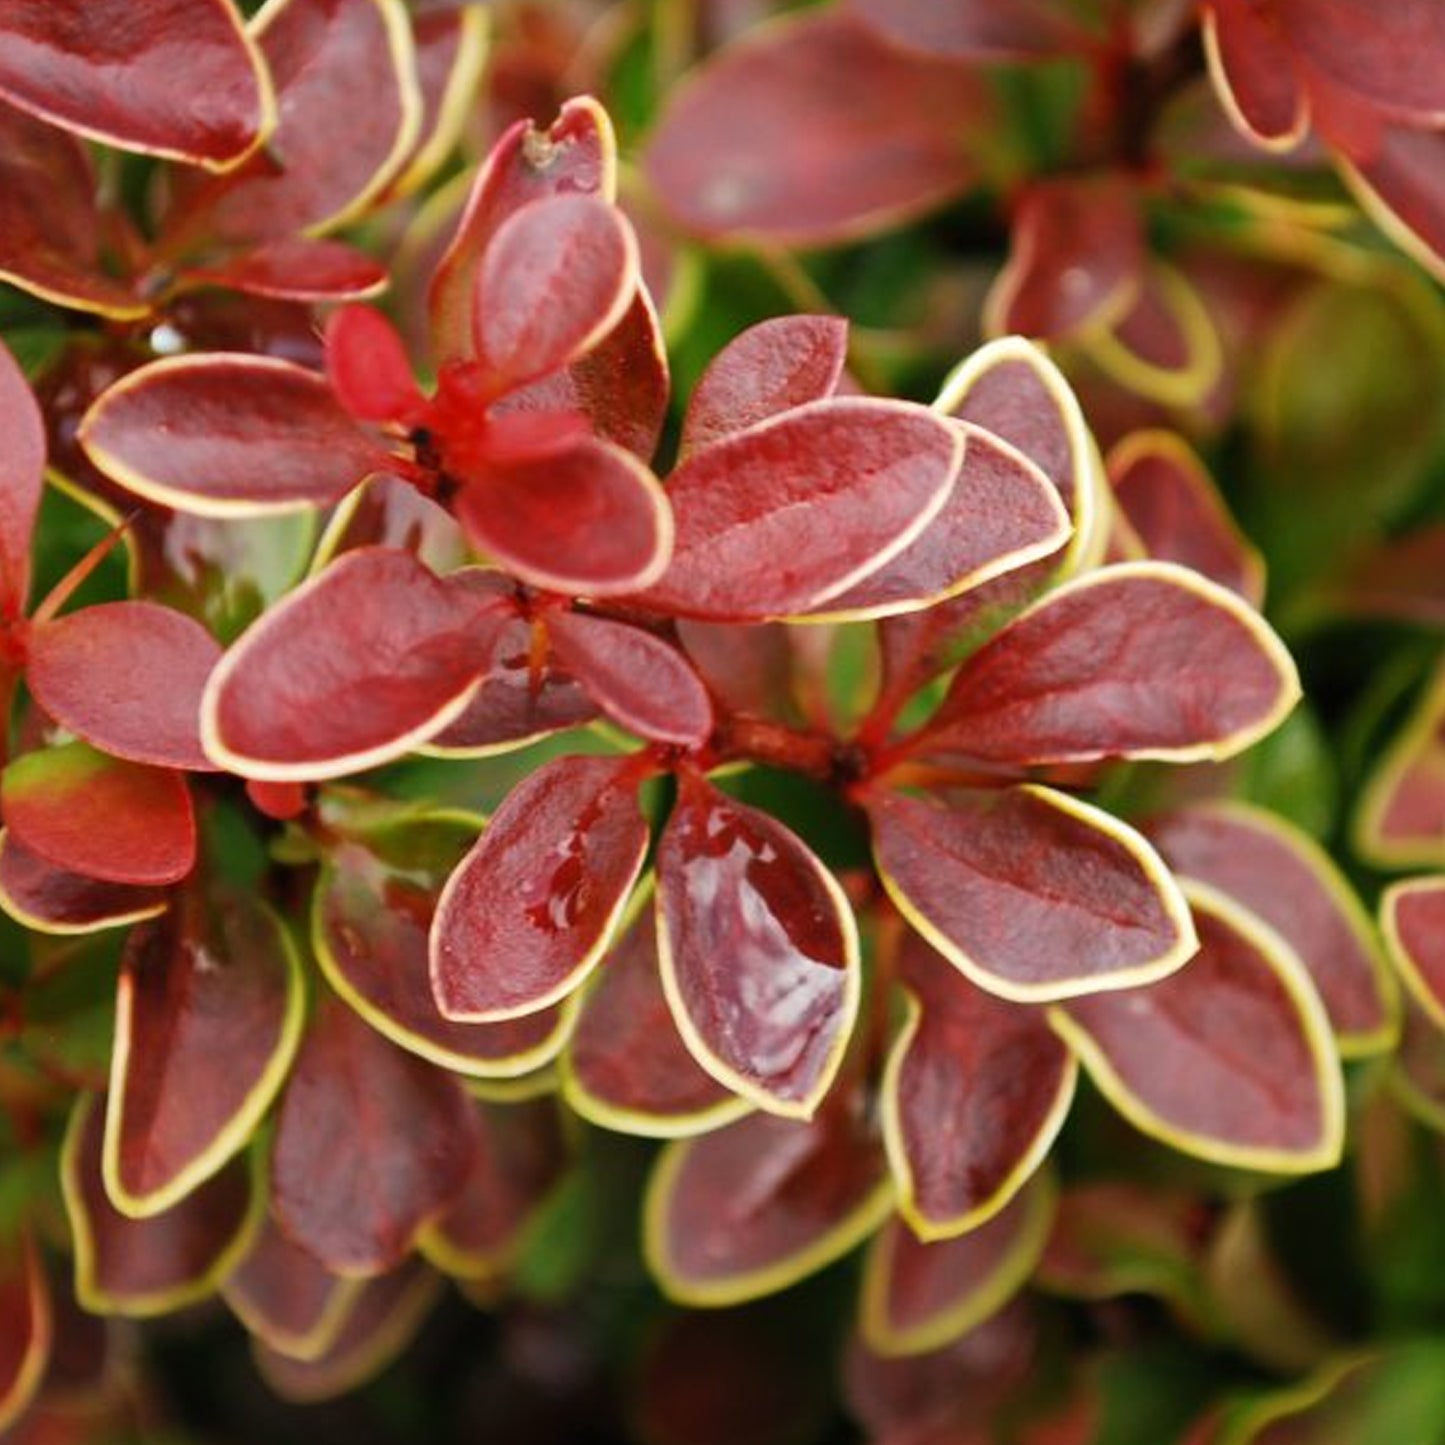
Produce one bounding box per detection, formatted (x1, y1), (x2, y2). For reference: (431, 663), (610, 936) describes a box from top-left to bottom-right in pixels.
(166, 0), (420, 243)
(1383, 877), (1445, 1033)
(453, 437), (671, 597)
(0, 0), (272, 168)
(430, 96), (616, 363)
(314, 817), (571, 1077)
(860, 1177), (1055, 1358)
(564, 903), (750, 1137)
(181, 237), (388, 302)
(866, 785), (1196, 1003)
(1106, 431), (1265, 605)
(430, 754), (649, 1020)
(471, 194), (639, 394)
(547, 611), (713, 746)
(270, 995), (477, 1275)
(105, 890), (303, 1216)
(850, 0), (1083, 60)
(0, 829), (167, 934)
(0, 1229), (48, 1435)
(0, 338), (42, 617)
(1149, 802), (1398, 1056)
(317, 472), (468, 575)
(1340, 123), (1445, 284)
(883, 934), (1075, 1238)
(644, 1105), (894, 1305)
(324, 304), (426, 423)
(656, 773), (860, 1118)
(79, 355), (385, 515)
(2, 743), (195, 887)
(1357, 661), (1445, 870)
(1051, 883), (1345, 1172)
(638, 399), (960, 620)
(808, 423), (1071, 621)
(680, 316), (849, 459)
(1202, 0), (1309, 150)
(201, 548), (495, 780)
(916, 563), (1299, 766)
(645, 11), (989, 244)
(0, 102), (146, 319)
(27, 602), (223, 772)
(63, 1094), (259, 1317)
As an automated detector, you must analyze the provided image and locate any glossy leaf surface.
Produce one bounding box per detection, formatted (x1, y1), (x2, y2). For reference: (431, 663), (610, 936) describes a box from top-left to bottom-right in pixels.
(0, 829), (167, 934)
(181, 237), (388, 301)
(657, 773), (859, 1118)
(324, 304), (425, 423)
(1382, 878), (1445, 1031)
(431, 754), (649, 1020)
(0, 335), (43, 614)
(1203, 0), (1308, 149)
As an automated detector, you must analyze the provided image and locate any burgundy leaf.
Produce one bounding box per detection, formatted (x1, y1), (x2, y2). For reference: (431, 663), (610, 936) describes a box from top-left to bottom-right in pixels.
(27, 602), (223, 772)
(645, 1106), (894, 1305)
(314, 818), (571, 1077)
(883, 933), (1075, 1238)
(0, 0), (271, 167)
(430, 754), (649, 1020)
(430, 96), (616, 363)
(638, 399), (961, 620)
(63, 1094), (259, 1316)
(680, 316), (849, 459)
(324, 304), (426, 423)
(0, 1229), (48, 1434)
(851, 0), (1083, 60)
(2, 743), (195, 887)
(645, 11), (990, 244)
(79, 355), (385, 515)
(1357, 662), (1445, 869)
(564, 903), (750, 1137)
(1149, 803), (1398, 1055)
(656, 772), (859, 1118)
(866, 785), (1196, 1003)
(676, 619), (797, 722)
(0, 829), (166, 934)
(181, 237), (388, 302)
(201, 547), (495, 779)
(471, 194), (638, 393)
(1051, 882), (1345, 1172)
(1382, 878), (1445, 1033)
(916, 563), (1300, 766)
(860, 1177), (1056, 1358)
(453, 438), (672, 596)
(1202, 0), (1309, 150)
(270, 995), (477, 1275)
(0, 336), (43, 615)
(1340, 123), (1445, 284)
(547, 611), (713, 746)
(105, 890), (303, 1216)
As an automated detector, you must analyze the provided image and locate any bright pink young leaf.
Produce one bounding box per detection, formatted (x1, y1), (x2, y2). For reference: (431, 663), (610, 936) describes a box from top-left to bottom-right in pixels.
(105, 891), (302, 1216)
(26, 602), (223, 772)
(861, 1177), (1055, 1358)
(850, 0), (1082, 60)
(1106, 432), (1265, 605)
(471, 194), (638, 393)
(0, 1229), (48, 1434)
(324, 305), (426, 423)
(1149, 803), (1397, 1055)
(1383, 878), (1445, 1032)
(547, 611), (714, 747)
(915, 563), (1299, 766)
(429, 96), (615, 363)
(866, 785), (1196, 1004)
(657, 773), (859, 1118)
(270, 995), (477, 1276)
(224, 1207), (358, 1361)
(1341, 123), (1445, 283)
(0, 0), (271, 168)
(1051, 883), (1345, 1172)
(679, 316), (849, 459)
(0, 829), (166, 934)
(2, 743), (195, 887)
(167, 0), (418, 244)
(181, 237), (388, 302)
(809, 423), (1071, 620)
(564, 904), (750, 1137)
(453, 437), (671, 597)
(431, 754), (650, 1021)
(0, 336), (43, 615)
(79, 355), (387, 515)
(645, 1105), (894, 1305)
(637, 399), (960, 620)
(645, 11), (990, 244)
(883, 933), (1075, 1238)
(1203, 0), (1309, 149)
(64, 1094), (257, 1316)
(201, 548), (497, 780)
(314, 820), (571, 1078)
(420, 1098), (567, 1278)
